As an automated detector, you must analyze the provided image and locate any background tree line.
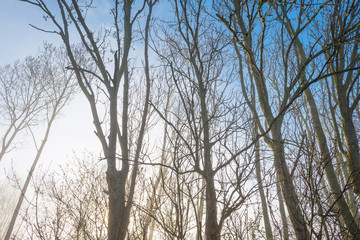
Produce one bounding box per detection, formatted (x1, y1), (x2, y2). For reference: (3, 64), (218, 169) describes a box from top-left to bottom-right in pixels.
(1, 0), (359, 239)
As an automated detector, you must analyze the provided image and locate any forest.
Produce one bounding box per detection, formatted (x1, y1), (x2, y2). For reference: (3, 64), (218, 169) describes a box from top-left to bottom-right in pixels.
(1, 0), (360, 239)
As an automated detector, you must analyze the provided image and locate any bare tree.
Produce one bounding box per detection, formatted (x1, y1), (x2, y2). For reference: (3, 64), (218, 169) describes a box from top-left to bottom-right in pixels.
(4, 44), (76, 240)
(0, 56), (45, 161)
(215, 0), (360, 238)
(324, 0), (360, 198)
(21, 1), (157, 239)
(153, 1), (257, 239)
(269, 1), (360, 237)
(4, 0), (359, 239)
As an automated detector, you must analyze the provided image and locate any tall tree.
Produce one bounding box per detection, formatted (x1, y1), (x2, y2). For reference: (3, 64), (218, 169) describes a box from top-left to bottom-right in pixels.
(272, 1), (360, 237)
(21, 1), (157, 239)
(4, 44), (76, 240)
(154, 1), (256, 239)
(215, 0), (360, 238)
(325, 0), (360, 198)
(0, 56), (45, 161)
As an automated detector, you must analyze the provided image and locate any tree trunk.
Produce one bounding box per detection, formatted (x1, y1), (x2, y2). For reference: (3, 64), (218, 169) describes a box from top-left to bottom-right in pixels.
(196, 179), (206, 240)
(276, 180), (289, 240)
(106, 89), (127, 240)
(271, 125), (310, 240)
(4, 53), (72, 239)
(4, 114), (55, 240)
(342, 114), (360, 197)
(254, 137), (273, 239)
(335, 153), (360, 225)
(198, 73), (219, 240)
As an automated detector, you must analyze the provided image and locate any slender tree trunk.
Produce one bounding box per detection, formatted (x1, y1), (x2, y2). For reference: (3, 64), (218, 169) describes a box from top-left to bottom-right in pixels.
(270, 125), (310, 239)
(147, 218), (156, 240)
(335, 153), (360, 225)
(204, 174), (219, 240)
(4, 118), (54, 240)
(342, 114), (360, 197)
(106, 89), (124, 240)
(276, 179), (289, 240)
(254, 136), (273, 239)
(201, 105), (219, 239)
(144, 88), (170, 240)
(196, 70), (219, 240)
(196, 179), (206, 240)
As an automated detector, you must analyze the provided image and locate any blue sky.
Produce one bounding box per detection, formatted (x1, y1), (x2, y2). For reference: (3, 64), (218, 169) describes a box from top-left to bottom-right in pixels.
(0, 0), (116, 65)
(0, 0), (60, 65)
